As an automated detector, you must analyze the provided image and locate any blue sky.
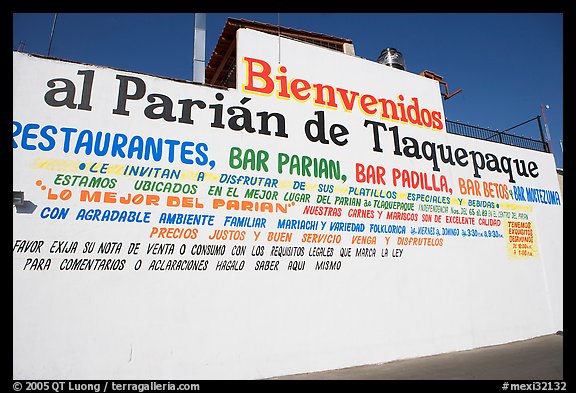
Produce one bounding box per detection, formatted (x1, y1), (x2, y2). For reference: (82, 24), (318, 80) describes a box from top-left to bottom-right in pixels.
(13, 13), (564, 169)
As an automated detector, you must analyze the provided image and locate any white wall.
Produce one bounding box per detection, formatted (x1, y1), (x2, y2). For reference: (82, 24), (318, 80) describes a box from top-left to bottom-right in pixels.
(13, 29), (562, 380)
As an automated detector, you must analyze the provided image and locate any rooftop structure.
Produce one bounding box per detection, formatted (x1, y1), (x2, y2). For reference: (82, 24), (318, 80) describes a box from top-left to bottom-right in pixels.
(205, 18), (355, 88)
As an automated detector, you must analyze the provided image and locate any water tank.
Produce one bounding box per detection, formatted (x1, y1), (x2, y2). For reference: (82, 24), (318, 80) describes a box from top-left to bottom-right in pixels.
(377, 48), (406, 71)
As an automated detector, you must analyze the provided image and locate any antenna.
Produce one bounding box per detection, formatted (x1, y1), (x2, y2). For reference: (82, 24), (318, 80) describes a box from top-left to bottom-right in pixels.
(277, 13), (281, 64)
(17, 41), (26, 52)
(47, 13), (58, 57)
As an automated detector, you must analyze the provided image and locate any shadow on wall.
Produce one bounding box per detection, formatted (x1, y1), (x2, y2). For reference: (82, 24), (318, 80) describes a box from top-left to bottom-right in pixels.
(556, 169), (563, 199)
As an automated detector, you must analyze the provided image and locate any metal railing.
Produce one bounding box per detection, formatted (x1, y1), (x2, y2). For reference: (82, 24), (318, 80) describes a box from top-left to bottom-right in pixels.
(446, 116), (550, 153)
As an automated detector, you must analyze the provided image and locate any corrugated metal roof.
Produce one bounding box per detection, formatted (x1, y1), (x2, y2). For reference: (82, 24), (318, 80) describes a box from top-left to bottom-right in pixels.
(205, 17), (354, 88)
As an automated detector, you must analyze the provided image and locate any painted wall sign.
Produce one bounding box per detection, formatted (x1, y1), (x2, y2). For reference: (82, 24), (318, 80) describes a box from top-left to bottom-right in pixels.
(13, 29), (562, 380)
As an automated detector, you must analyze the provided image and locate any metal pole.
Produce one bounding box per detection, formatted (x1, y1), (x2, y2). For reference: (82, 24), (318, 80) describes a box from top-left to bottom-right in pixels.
(540, 104), (553, 154)
(193, 13), (206, 84)
(502, 116), (539, 133)
(47, 13), (58, 57)
(536, 115), (549, 153)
